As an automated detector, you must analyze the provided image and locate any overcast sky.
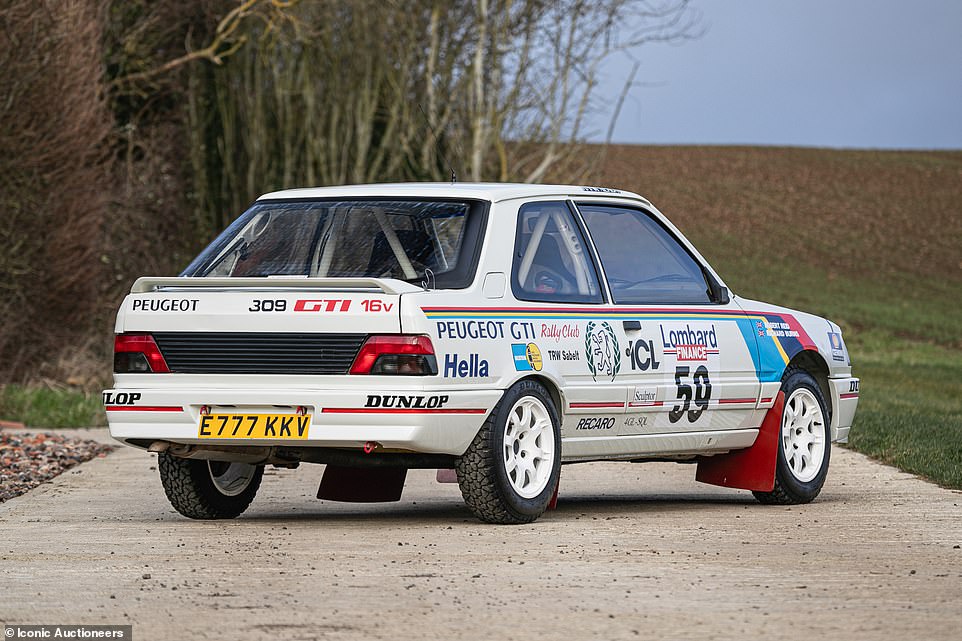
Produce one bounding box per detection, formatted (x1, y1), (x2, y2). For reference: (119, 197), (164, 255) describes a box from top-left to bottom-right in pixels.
(592, 0), (962, 149)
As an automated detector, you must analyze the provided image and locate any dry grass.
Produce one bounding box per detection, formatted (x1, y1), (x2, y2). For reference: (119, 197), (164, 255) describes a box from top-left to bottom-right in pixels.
(598, 145), (962, 287)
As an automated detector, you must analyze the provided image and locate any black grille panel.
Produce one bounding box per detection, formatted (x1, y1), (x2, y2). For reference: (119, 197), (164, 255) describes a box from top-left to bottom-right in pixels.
(153, 332), (367, 374)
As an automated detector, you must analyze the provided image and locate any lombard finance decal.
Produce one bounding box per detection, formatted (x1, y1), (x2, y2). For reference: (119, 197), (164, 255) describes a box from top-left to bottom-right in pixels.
(585, 321), (620, 382)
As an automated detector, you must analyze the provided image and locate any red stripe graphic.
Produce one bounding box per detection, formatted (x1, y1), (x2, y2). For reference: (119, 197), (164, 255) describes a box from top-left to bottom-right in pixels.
(628, 401), (664, 407)
(718, 398), (756, 405)
(104, 406), (182, 412)
(422, 306), (749, 315)
(569, 402), (626, 409)
(322, 408), (487, 415)
(760, 397), (773, 404)
(839, 393), (859, 400)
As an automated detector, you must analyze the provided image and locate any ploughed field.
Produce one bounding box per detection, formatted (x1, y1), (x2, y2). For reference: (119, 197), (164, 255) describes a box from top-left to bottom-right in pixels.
(592, 145), (962, 488)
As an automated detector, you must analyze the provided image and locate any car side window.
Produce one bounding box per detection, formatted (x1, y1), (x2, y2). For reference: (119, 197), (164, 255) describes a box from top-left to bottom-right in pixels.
(511, 201), (603, 304)
(577, 203), (711, 304)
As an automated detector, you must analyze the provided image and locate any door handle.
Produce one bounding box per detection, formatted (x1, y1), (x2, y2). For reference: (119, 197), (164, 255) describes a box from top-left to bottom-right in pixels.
(622, 320), (641, 332)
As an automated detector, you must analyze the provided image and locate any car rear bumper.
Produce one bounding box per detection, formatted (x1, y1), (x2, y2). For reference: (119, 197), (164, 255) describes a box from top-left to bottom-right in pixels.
(104, 387), (500, 456)
(829, 376), (860, 443)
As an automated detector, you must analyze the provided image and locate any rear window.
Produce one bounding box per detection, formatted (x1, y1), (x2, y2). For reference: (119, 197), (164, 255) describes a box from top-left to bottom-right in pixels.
(182, 199), (487, 288)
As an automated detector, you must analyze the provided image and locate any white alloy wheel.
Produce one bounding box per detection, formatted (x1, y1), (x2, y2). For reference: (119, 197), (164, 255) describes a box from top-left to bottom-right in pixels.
(781, 388), (826, 483)
(502, 396), (555, 499)
(208, 461), (258, 496)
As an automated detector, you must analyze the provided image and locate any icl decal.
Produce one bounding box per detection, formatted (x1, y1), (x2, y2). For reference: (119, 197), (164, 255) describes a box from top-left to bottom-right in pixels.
(625, 338), (660, 371)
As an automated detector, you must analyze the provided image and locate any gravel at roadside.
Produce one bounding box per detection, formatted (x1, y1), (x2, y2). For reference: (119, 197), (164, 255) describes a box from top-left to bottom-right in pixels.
(0, 431), (113, 502)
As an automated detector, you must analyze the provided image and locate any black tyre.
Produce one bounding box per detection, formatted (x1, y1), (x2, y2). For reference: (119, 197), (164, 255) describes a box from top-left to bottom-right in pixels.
(455, 380), (561, 524)
(753, 367), (831, 505)
(158, 453), (263, 519)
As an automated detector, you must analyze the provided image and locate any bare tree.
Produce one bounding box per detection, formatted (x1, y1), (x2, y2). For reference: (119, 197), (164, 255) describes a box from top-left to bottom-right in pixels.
(112, 0), (699, 233)
(0, 0), (113, 381)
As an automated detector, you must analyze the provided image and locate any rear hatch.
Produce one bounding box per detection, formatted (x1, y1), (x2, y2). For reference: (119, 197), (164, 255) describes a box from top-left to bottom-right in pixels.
(119, 277), (419, 375)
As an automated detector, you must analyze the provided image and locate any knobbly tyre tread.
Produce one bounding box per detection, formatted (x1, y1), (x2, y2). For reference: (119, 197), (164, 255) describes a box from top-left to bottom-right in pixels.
(455, 380), (560, 525)
(455, 408), (523, 524)
(753, 365), (831, 505)
(158, 452), (263, 519)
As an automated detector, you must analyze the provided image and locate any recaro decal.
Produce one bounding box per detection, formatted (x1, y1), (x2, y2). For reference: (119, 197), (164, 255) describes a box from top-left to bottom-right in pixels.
(576, 416), (616, 430)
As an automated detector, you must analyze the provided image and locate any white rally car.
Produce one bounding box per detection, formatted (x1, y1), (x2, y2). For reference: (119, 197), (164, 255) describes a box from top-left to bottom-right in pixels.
(104, 183), (859, 524)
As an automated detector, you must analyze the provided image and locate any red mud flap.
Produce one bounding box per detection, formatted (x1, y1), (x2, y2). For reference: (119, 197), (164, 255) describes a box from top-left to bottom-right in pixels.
(695, 391), (784, 492)
(317, 466), (407, 502)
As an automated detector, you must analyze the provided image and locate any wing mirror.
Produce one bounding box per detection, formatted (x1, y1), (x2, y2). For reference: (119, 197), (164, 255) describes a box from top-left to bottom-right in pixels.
(705, 271), (730, 304)
(717, 286), (730, 305)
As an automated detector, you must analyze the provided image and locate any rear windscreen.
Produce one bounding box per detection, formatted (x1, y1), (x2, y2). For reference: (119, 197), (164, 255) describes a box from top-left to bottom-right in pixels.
(182, 199), (487, 289)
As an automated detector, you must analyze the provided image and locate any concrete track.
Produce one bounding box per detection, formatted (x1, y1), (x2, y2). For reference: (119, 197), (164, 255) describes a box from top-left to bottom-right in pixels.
(1, 430), (960, 640)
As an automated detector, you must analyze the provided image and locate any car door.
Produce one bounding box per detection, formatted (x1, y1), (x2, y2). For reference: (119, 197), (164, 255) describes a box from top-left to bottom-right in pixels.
(574, 202), (762, 438)
(509, 201), (628, 442)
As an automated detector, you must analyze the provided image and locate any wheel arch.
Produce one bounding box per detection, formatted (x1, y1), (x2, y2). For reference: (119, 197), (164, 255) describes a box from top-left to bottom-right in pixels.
(785, 349), (832, 421)
(515, 373), (565, 419)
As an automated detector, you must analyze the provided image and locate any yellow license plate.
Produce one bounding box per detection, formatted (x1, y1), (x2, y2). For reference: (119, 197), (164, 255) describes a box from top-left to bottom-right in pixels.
(198, 413), (311, 439)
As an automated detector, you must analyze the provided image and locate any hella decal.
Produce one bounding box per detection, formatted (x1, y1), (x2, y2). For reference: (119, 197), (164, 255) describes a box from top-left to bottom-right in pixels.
(131, 299), (198, 312)
(444, 354), (490, 378)
(365, 395), (449, 409)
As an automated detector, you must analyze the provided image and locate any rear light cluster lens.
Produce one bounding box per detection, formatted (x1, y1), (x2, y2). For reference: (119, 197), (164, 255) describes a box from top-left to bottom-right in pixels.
(349, 335), (437, 376)
(114, 332), (436, 376)
(114, 334), (170, 373)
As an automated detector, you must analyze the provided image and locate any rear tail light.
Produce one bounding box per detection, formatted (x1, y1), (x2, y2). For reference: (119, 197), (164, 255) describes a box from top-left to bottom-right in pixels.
(349, 335), (437, 376)
(114, 334), (170, 373)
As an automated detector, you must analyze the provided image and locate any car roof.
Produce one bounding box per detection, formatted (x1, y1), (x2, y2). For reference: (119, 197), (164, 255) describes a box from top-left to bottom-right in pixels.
(257, 182), (651, 205)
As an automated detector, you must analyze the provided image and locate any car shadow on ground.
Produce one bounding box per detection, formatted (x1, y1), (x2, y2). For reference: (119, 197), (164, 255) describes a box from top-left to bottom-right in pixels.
(184, 492), (802, 525)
